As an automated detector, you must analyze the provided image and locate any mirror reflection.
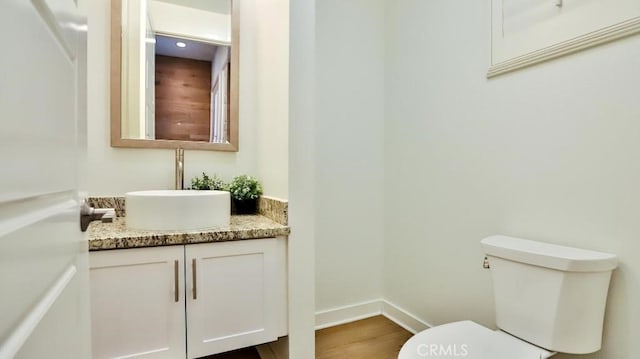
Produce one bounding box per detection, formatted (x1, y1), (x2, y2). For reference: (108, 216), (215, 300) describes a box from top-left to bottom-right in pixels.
(147, 35), (230, 143)
(113, 0), (239, 151)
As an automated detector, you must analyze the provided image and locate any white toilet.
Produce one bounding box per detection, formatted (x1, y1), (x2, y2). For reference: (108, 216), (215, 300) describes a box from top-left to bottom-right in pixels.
(398, 235), (618, 359)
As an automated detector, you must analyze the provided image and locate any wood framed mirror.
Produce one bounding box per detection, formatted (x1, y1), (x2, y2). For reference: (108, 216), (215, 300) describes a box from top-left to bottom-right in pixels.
(110, 0), (239, 151)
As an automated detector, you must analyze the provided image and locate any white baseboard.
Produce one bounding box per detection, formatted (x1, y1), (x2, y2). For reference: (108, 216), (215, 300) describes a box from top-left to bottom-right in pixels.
(381, 300), (431, 334)
(314, 298), (432, 334)
(315, 299), (383, 330)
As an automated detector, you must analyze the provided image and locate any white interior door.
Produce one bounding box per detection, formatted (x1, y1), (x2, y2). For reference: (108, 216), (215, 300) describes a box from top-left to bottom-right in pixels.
(0, 0), (89, 358)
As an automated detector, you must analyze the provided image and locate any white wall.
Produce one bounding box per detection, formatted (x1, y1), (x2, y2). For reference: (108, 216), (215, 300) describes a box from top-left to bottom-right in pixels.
(288, 0), (316, 355)
(120, 0), (146, 139)
(144, 14), (155, 140)
(383, 1), (640, 358)
(87, 0), (287, 197)
(254, 0), (289, 199)
(314, 0), (386, 312)
(148, 0), (231, 44)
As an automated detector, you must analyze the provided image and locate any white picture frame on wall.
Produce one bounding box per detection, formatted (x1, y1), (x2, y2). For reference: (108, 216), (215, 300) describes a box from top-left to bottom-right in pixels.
(488, 0), (640, 78)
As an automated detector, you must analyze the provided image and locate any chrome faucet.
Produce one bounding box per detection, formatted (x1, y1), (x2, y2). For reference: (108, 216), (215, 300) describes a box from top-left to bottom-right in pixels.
(175, 148), (184, 190)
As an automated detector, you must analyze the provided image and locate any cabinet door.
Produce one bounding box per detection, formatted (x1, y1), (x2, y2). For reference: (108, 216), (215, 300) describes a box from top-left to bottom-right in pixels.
(186, 239), (278, 358)
(90, 246), (186, 359)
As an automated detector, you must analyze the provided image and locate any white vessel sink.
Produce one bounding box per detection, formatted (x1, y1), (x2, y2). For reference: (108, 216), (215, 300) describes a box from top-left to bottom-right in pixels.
(125, 190), (230, 231)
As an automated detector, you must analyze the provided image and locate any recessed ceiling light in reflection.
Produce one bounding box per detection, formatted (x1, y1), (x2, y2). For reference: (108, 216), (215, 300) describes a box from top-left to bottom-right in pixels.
(176, 42), (187, 48)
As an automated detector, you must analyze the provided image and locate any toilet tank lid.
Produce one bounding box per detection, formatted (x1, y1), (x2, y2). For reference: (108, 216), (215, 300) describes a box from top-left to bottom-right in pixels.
(481, 235), (618, 272)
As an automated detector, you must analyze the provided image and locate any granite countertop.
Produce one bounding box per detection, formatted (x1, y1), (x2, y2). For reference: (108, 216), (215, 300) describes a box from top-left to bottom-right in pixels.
(88, 215), (290, 251)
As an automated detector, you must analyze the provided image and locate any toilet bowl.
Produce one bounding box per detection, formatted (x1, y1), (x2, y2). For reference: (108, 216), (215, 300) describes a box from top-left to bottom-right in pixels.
(398, 321), (554, 359)
(397, 235), (618, 359)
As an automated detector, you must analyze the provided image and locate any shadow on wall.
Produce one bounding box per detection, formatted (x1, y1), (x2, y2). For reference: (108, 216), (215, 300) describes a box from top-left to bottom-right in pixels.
(551, 264), (631, 359)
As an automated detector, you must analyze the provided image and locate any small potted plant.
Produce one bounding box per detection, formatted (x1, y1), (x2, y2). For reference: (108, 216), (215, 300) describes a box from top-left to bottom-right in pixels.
(190, 172), (226, 190)
(227, 175), (263, 214)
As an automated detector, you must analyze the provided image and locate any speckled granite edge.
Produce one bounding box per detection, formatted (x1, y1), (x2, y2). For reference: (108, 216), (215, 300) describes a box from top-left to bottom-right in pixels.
(88, 197), (126, 217)
(89, 195), (288, 224)
(258, 196), (288, 225)
(88, 216), (290, 251)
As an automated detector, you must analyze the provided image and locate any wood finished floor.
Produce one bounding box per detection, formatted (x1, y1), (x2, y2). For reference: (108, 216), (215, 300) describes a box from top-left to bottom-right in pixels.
(316, 316), (412, 359)
(205, 315), (411, 359)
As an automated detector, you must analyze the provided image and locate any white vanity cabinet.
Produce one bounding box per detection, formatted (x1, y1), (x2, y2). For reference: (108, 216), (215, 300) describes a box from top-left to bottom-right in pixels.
(89, 246), (186, 359)
(89, 237), (287, 359)
(186, 239), (279, 358)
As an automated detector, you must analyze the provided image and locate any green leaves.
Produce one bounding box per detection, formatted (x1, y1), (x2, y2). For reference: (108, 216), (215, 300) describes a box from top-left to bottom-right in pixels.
(190, 172), (226, 191)
(190, 173), (263, 201)
(228, 175), (263, 201)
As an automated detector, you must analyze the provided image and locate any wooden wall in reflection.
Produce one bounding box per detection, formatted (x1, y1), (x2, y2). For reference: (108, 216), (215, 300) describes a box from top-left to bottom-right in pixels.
(155, 55), (211, 141)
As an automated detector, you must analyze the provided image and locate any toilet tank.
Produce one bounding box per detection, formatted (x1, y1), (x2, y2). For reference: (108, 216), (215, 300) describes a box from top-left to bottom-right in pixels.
(481, 235), (618, 354)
